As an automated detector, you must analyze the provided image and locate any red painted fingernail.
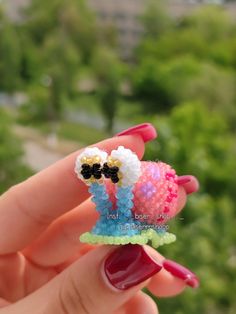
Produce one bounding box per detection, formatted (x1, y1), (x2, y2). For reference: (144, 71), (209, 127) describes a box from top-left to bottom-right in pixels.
(177, 175), (199, 194)
(177, 176), (192, 185)
(163, 259), (199, 288)
(104, 244), (162, 290)
(115, 123), (157, 143)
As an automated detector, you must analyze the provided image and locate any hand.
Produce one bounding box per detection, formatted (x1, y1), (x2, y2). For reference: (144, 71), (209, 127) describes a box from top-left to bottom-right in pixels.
(0, 124), (199, 314)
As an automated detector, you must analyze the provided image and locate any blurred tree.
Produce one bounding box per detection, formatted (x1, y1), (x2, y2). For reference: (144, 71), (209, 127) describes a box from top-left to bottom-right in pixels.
(140, 0), (172, 39)
(23, 0), (97, 63)
(138, 6), (235, 66)
(132, 56), (200, 113)
(92, 47), (124, 134)
(0, 6), (21, 92)
(0, 109), (32, 194)
(18, 0), (100, 122)
(20, 85), (50, 122)
(134, 55), (236, 124)
(97, 24), (118, 50)
(18, 34), (41, 85)
(42, 32), (80, 120)
(181, 6), (234, 41)
(145, 103), (236, 314)
(183, 63), (236, 127)
(134, 4), (236, 128)
(21, 33), (80, 122)
(19, 0), (87, 121)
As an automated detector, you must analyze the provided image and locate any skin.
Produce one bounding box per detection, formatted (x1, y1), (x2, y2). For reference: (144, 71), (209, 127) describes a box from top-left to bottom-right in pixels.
(0, 135), (198, 314)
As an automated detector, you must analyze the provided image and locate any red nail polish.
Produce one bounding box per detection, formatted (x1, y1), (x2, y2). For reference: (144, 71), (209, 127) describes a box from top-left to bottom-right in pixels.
(177, 176), (192, 185)
(115, 123), (157, 143)
(177, 175), (199, 194)
(104, 244), (162, 290)
(163, 259), (199, 288)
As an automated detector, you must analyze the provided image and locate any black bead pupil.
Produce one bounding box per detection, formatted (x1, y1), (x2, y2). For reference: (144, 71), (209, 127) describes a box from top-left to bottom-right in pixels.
(80, 162), (120, 182)
(82, 163), (90, 170)
(93, 172), (102, 179)
(102, 163), (120, 182)
(81, 162), (102, 180)
(111, 176), (119, 183)
(92, 163), (100, 170)
(110, 166), (119, 173)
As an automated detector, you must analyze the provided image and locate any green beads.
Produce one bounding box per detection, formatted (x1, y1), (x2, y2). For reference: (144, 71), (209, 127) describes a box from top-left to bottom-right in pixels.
(80, 229), (176, 248)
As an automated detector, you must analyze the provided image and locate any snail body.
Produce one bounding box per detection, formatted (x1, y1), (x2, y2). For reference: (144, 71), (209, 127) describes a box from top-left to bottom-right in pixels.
(75, 146), (197, 248)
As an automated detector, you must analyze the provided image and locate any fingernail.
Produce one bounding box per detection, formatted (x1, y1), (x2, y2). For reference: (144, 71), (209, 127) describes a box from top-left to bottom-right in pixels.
(115, 123), (157, 143)
(163, 259), (199, 288)
(177, 176), (191, 185)
(104, 244), (162, 290)
(177, 175), (199, 194)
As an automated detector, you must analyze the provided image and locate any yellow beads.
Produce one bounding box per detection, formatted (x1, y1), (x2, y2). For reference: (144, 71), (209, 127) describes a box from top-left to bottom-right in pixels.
(81, 155), (101, 165)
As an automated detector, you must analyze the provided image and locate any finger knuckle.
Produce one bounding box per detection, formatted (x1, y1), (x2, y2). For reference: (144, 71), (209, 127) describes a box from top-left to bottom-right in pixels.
(7, 184), (52, 227)
(58, 271), (95, 314)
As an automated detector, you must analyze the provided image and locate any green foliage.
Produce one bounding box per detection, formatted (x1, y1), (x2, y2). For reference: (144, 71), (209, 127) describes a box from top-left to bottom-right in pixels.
(181, 6), (234, 42)
(20, 85), (50, 122)
(92, 47), (124, 133)
(134, 55), (235, 119)
(132, 56), (200, 112)
(0, 7), (21, 91)
(0, 110), (32, 194)
(181, 63), (236, 126)
(18, 34), (41, 84)
(138, 6), (236, 65)
(23, 0), (97, 62)
(20, 44), (80, 121)
(140, 0), (172, 39)
(41, 33), (80, 120)
(18, 0), (85, 121)
(145, 103), (236, 314)
(135, 4), (236, 129)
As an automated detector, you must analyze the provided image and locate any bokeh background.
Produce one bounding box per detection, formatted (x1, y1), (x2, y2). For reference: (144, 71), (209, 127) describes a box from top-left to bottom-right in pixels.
(0, 0), (236, 313)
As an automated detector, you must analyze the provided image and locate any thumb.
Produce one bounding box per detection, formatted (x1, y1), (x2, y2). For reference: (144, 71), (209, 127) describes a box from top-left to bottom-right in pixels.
(3, 245), (162, 314)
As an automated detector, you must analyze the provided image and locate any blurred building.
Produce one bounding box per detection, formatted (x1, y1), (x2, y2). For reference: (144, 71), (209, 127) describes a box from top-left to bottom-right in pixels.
(1, 0), (30, 20)
(87, 0), (236, 59)
(88, 0), (144, 59)
(3, 0), (236, 59)
(172, 0), (224, 3)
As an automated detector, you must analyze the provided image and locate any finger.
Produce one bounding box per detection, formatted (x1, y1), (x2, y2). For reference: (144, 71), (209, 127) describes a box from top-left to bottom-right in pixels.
(175, 186), (187, 215)
(177, 175), (199, 195)
(26, 219), (199, 300)
(24, 222), (198, 304)
(175, 175), (199, 216)
(2, 245), (162, 314)
(121, 291), (158, 314)
(23, 198), (97, 266)
(0, 132), (148, 254)
(0, 252), (57, 303)
(146, 247), (199, 297)
(0, 298), (10, 308)
(23, 184), (193, 267)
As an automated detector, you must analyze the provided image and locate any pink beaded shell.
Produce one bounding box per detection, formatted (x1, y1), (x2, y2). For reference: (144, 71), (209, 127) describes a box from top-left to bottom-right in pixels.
(106, 161), (179, 225)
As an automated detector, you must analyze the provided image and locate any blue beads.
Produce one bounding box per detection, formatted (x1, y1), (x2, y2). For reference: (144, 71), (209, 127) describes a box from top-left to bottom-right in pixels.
(89, 183), (142, 237)
(102, 185), (139, 237)
(89, 183), (112, 215)
(116, 186), (134, 214)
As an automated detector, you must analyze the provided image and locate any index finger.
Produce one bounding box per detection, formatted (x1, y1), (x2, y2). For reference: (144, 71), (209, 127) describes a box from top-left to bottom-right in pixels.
(0, 129), (153, 254)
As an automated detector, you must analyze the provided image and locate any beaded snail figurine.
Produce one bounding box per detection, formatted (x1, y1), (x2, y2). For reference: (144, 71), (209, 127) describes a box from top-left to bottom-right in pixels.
(75, 145), (196, 248)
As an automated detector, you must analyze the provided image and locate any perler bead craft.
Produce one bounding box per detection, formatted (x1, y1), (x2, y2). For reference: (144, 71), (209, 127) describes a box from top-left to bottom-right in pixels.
(75, 146), (181, 248)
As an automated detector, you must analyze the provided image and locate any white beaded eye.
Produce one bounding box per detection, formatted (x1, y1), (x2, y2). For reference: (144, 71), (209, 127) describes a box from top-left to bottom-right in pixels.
(75, 147), (108, 184)
(109, 146), (141, 187)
